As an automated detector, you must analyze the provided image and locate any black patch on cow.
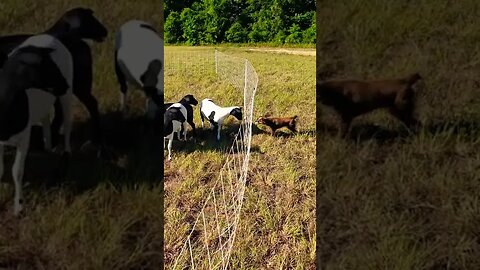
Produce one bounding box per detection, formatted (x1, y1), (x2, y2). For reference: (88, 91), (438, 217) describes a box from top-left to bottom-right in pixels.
(47, 7), (108, 42)
(208, 111), (218, 127)
(0, 90), (29, 141)
(208, 111), (215, 121)
(140, 23), (157, 33)
(0, 52), (6, 67)
(140, 59), (163, 89)
(140, 60), (163, 107)
(181, 94), (198, 106)
(230, 108), (242, 121)
(164, 107), (186, 137)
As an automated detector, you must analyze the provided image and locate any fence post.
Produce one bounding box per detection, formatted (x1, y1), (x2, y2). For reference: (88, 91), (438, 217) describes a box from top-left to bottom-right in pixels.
(215, 49), (218, 74)
(244, 59), (248, 118)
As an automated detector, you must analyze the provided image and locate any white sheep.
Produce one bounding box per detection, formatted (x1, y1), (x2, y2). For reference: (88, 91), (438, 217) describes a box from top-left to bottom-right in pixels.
(199, 98), (242, 141)
(164, 103), (187, 161)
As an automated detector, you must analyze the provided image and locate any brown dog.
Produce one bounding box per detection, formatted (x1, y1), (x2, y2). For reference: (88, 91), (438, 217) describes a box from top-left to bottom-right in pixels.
(317, 73), (422, 137)
(255, 115), (298, 136)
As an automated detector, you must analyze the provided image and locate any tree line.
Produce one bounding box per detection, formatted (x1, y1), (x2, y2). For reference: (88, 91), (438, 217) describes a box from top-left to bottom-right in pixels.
(165, 0), (316, 45)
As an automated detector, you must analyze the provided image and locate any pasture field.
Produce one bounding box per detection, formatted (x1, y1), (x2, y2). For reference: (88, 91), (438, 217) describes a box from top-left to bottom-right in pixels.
(318, 0), (480, 269)
(164, 46), (316, 269)
(0, 0), (164, 269)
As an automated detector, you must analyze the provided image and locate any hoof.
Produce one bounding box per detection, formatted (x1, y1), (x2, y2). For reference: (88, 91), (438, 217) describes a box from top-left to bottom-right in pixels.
(13, 202), (24, 217)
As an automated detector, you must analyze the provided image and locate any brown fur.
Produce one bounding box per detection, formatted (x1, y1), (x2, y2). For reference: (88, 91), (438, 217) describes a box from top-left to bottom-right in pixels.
(317, 73), (422, 137)
(255, 115), (298, 136)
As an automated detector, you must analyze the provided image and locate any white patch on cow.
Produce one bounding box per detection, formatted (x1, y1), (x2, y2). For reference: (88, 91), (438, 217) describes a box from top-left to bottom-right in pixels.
(115, 20), (164, 94)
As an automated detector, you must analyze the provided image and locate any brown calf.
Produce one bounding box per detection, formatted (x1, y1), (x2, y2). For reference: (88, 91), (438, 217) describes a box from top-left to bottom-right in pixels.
(255, 115), (298, 136)
(317, 73), (422, 137)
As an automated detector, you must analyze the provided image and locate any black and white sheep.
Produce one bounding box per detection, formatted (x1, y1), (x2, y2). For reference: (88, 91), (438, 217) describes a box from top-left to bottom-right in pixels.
(199, 99), (242, 141)
(0, 7), (108, 148)
(164, 105), (187, 161)
(114, 20), (163, 119)
(0, 35), (73, 215)
(164, 94), (198, 137)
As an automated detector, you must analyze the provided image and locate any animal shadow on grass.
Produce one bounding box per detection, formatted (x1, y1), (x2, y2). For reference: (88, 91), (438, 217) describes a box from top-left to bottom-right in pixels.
(253, 124), (315, 138)
(316, 121), (408, 144)
(317, 117), (480, 144)
(10, 111), (162, 197)
(167, 123), (261, 157)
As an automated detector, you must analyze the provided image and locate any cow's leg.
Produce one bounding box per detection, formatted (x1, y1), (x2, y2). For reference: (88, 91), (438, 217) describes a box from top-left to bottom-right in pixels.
(12, 131), (30, 216)
(183, 122), (188, 141)
(167, 135), (173, 161)
(50, 99), (63, 148)
(42, 114), (52, 151)
(115, 51), (128, 115)
(76, 92), (102, 146)
(200, 111), (205, 129)
(59, 93), (73, 154)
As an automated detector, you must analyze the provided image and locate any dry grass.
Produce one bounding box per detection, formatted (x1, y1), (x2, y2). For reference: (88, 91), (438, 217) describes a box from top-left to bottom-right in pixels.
(164, 46), (316, 269)
(317, 0), (480, 269)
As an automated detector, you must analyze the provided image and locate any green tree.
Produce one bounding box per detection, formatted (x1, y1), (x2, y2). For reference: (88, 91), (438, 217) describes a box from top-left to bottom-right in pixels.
(165, 11), (183, 43)
(164, 0), (316, 45)
(226, 21), (248, 43)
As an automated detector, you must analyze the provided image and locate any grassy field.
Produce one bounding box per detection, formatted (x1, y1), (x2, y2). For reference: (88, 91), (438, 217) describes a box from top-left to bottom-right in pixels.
(0, 0), (165, 269)
(317, 0), (480, 269)
(164, 46), (316, 269)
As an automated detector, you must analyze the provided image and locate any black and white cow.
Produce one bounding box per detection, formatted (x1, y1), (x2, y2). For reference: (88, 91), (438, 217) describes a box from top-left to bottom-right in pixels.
(115, 20), (163, 119)
(164, 105), (187, 161)
(0, 7), (108, 148)
(0, 52), (6, 67)
(164, 94), (198, 137)
(199, 99), (242, 141)
(0, 35), (73, 215)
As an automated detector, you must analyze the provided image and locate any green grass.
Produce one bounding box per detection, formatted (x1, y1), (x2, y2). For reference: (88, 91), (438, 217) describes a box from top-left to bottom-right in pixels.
(0, 0), (164, 269)
(317, 0), (480, 269)
(164, 46), (316, 269)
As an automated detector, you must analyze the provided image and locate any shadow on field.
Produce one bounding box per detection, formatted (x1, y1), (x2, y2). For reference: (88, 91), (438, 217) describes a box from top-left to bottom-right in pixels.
(165, 123), (262, 156)
(253, 124), (316, 138)
(317, 122), (410, 144)
(1, 110), (162, 197)
(317, 117), (480, 144)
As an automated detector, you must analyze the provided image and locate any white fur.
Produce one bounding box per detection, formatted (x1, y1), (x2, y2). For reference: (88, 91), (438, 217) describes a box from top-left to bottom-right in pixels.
(2, 34), (73, 215)
(115, 20), (163, 115)
(168, 103), (188, 141)
(164, 103), (187, 161)
(200, 99), (241, 141)
(164, 120), (182, 161)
